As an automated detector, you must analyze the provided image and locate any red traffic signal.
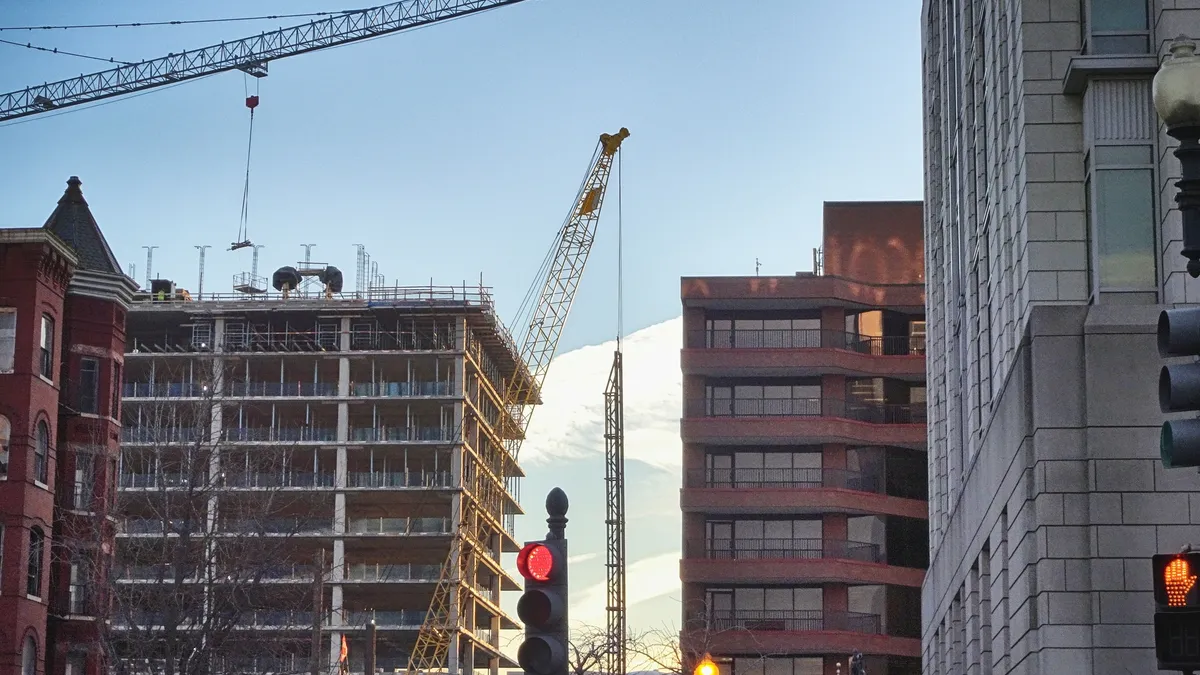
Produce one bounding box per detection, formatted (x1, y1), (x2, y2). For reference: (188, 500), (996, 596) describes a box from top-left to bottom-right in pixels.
(1155, 553), (1200, 609)
(518, 542), (555, 582)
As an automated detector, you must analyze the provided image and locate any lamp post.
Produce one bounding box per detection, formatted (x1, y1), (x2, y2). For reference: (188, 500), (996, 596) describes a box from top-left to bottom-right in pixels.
(1154, 37), (1200, 277)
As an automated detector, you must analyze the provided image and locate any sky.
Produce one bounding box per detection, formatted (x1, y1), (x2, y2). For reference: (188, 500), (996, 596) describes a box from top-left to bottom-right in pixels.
(0, 0), (925, 655)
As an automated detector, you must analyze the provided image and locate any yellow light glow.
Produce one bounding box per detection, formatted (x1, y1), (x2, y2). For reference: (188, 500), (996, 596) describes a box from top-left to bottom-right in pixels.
(694, 654), (718, 675)
(1166, 557), (1198, 607)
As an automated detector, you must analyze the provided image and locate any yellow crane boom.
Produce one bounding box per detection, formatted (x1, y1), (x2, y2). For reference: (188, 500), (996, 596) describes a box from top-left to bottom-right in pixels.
(407, 127), (629, 675)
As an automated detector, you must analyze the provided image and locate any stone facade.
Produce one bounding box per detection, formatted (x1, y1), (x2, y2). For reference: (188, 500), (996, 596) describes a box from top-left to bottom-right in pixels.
(921, 1), (1200, 673)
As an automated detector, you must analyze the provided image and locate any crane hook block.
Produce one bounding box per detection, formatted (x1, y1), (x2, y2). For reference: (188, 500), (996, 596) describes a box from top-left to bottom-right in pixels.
(246, 95), (260, 110)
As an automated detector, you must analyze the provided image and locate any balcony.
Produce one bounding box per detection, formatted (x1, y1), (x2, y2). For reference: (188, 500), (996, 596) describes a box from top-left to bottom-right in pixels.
(688, 329), (924, 355)
(708, 609), (880, 633)
(682, 398), (925, 448)
(684, 329), (925, 379)
(693, 537), (881, 562)
(344, 563), (442, 582)
(682, 538), (925, 587)
(685, 467), (877, 491)
(680, 466), (927, 519)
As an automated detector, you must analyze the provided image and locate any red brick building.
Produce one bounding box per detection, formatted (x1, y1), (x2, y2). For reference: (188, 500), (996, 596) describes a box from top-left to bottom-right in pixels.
(0, 177), (137, 675)
(679, 201), (928, 675)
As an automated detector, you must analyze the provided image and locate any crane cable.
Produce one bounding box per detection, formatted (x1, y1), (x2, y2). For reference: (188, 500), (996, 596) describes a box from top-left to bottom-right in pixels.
(233, 76), (259, 249)
(617, 144), (623, 347)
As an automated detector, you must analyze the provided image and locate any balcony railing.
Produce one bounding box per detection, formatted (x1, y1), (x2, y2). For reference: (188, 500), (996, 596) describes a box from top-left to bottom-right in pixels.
(224, 427), (338, 443)
(119, 518), (334, 536)
(688, 329), (926, 356)
(684, 467), (881, 492)
(116, 563), (315, 582)
(345, 563), (442, 582)
(705, 609), (882, 634)
(347, 517), (451, 535)
(689, 537), (882, 563)
(228, 382), (339, 397)
(123, 382), (209, 398)
(687, 398), (926, 424)
(350, 381), (454, 397)
(349, 427), (459, 442)
(342, 610), (427, 627)
(347, 471), (453, 488)
(222, 472), (337, 488)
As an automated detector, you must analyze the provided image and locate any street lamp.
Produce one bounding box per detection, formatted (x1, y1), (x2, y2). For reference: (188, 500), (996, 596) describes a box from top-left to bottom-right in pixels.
(693, 653), (717, 675)
(1153, 37), (1200, 277)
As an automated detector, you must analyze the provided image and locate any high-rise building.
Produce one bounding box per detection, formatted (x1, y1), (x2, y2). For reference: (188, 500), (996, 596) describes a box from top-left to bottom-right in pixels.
(678, 201), (928, 675)
(921, 2), (1200, 672)
(116, 280), (526, 673)
(0, 176), (139, 675)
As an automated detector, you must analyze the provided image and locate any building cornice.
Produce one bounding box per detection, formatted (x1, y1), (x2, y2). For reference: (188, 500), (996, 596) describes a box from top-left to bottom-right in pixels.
(68, 269), (141, 309)
(0, 227), (79, 265)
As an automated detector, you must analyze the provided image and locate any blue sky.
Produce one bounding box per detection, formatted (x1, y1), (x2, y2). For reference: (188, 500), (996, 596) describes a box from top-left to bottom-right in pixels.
(0, 0), (924, 650)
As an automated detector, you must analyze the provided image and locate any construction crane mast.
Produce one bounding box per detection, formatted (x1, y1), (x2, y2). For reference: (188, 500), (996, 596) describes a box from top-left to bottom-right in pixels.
(0, 0), (530, 122)
(407, 127), (629, 675)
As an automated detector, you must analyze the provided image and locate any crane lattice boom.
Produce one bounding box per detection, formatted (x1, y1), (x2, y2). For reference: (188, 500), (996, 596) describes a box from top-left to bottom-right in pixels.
(0, 0), (529, 122)
(407, 127), (628, 675)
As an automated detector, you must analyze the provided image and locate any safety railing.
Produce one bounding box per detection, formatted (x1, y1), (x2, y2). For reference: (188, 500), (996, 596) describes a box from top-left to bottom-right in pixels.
(346, 517), (451, 535)
(350, 381), (455, 397)
(705, 609), (882, 634)
(123, 382), (209, 398)
(344, 563), (442, 582)
(686, 398), (926, 424)
(222, 472), (337, 489)
(342, 610), (427, 627)
(688, 329), (926, 356)
(684, 467), (882, 492)
(346, 471), (453, 488)
(228, 381), (339, 397)
(688, 537), (883, 563)
(223, 427), (338, 443)
(348, 427), (459, 442)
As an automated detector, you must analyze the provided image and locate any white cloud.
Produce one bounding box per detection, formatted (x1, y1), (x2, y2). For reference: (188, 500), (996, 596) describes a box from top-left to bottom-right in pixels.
(570, 552), (682, 626)
(522, 316), (682, 472)
(568, 552), (599, 564)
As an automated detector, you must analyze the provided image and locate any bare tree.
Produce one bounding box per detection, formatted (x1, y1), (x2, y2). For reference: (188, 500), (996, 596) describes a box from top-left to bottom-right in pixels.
(568, 624), (615, 675)
(57, 369), (337, 675)
(629, 619), (775, 675)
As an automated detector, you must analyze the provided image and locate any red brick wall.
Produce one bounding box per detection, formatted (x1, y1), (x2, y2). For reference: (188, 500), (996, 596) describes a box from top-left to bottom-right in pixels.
(821, 202), (924, 285)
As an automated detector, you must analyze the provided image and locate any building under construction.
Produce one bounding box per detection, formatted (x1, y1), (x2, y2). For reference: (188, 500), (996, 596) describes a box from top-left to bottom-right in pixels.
(117, 278), (530, 674)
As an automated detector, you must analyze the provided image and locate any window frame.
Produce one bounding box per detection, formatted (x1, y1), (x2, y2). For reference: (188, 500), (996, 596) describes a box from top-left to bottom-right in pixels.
(79, 357), (100, 414)
(26, 527), (43, 598)
(34, 420), (49, 486)
(73, 453), (94, 511)
(39, 314), (54, 381)
(0, 309), (15, 374)
(111, 361), (122, 419)
(0, 415), (9, 481)
(1085, 141), (1160, 298)
(1082, 0), (1150, 55)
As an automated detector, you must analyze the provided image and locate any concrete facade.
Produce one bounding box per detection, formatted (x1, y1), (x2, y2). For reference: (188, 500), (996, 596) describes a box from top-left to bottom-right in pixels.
(679, 202), (928, 675)
(921, 1), (1200, 673)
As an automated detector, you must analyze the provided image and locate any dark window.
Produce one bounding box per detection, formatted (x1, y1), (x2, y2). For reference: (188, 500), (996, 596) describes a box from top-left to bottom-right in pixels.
(0, 309), (14, 373)
(1086, 0), (1149, 54)
(74, 454), (94, 511)
(0, 415), (8, 479)
(39, 315), (54, 379)
(34, 421), (49, 484)
(26, 527), (43, 597)
(111, 362), (122, 418)
(79, 358), (99, 414)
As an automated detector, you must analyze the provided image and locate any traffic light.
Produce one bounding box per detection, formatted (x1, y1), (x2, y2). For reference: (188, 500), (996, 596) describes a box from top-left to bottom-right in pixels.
(1158, 308), (1200, 468)
(516, 539), (568, 675)
(1153, 551), (1200, 670)
(516, 487), (571, 675)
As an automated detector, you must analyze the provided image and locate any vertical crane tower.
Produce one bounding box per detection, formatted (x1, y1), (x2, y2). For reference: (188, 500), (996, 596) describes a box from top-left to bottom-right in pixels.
(407, 127), (629, 674)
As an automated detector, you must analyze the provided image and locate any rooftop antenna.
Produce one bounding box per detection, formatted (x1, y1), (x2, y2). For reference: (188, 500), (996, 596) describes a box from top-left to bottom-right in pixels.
(128, 263), (136, 281)
(755, 257), (761, 276)
(194, 245), (211, 299)
(251, 244), (265, 280)
(301, 244), (316, 267)
(142, 245), (158, 289)
(354, 244), (366, 297)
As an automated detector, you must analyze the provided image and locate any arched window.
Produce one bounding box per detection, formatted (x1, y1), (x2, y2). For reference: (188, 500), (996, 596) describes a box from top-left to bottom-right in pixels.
(21, 635), (35, 675)
(26, 527), (43, 598)
(0, 414), (9, 479)
(33, 421), (48, 485)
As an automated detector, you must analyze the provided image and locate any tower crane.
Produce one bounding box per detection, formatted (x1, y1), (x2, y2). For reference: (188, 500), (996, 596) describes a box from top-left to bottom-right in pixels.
(407, 127), (629, 675)
(0, 0), (531, 122)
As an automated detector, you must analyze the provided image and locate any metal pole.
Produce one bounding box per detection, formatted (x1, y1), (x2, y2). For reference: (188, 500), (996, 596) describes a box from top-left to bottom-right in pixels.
(312, 549), (325, 675)
(142, 245), (158, 289)
(366, 620), (377, 675)
(252, 244), (266, 280)
(302, 243), (317, 266)
(194, 245), (211, 299)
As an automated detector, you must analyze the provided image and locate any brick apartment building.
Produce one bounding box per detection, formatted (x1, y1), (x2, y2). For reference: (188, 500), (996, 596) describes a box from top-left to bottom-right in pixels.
(0, 177), (139, 675)
(678, 201), (929, 675)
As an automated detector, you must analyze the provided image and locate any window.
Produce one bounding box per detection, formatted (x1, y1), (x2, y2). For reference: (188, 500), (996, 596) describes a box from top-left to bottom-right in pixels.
(39, 315), (54, 380)
(21, 636), (35, 675)
(69, 558), (88, 614)
(111, 361), (122, 418)
(0, 310), (14, 373)
(27, 527), (43, 597)
(34, 421), (49, 485)
(79, 358), (99, 414)
(0, 415), (8, 480)
(74, 454), (94, 511)
(1084, 0), (1149, 54)
(65, 653), (86, 675)
(1089, 144), (1157, 292)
